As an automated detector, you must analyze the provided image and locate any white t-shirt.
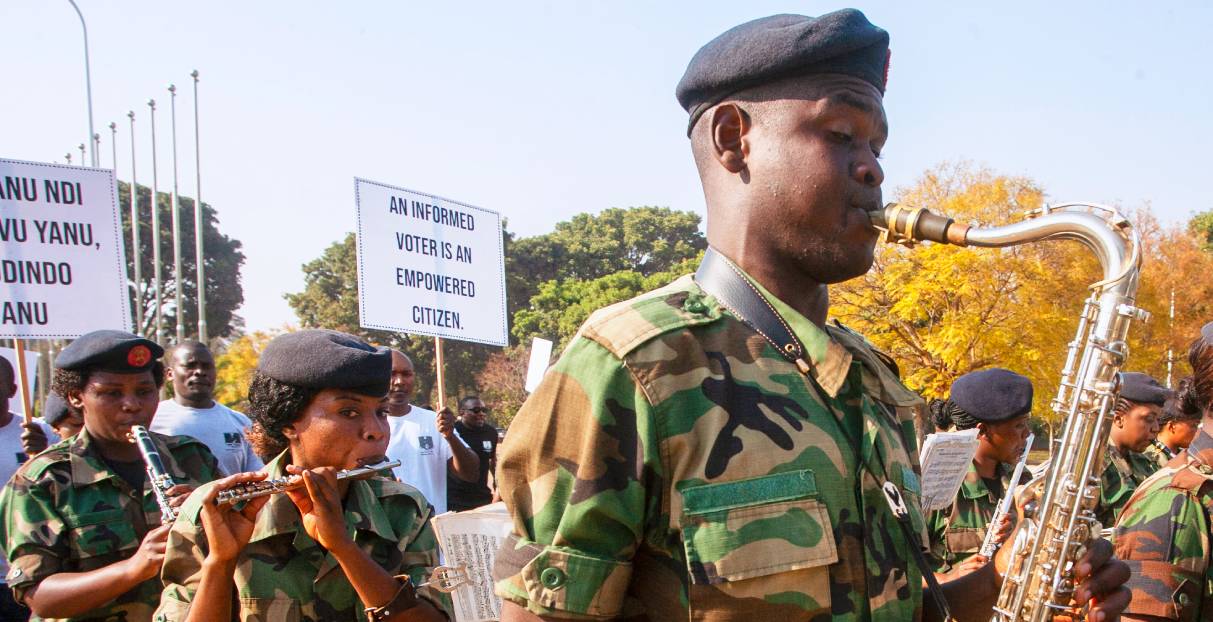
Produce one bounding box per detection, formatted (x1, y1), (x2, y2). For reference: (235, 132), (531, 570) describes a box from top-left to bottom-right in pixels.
(385, 406), (467, 515)
(151, 399), (263, 476)
(0, 413), (59, 583)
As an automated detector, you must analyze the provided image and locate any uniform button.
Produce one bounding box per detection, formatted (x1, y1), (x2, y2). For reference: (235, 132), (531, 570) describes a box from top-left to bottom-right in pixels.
(1177, 592), (1191, 607)
(540, 567), (566, 589)
(684, 300), (706, 314)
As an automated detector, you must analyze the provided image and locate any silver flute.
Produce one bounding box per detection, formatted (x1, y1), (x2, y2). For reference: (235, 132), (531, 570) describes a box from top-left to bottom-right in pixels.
(128, 425), (179, 522)
(215, 459), (400, 505)
(871, 201), (1147, 622)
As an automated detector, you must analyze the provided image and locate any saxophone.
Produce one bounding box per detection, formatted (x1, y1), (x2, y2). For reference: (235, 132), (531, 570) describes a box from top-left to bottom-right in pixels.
(128, 425), (179, 523)
(870, 202), (1147, 622)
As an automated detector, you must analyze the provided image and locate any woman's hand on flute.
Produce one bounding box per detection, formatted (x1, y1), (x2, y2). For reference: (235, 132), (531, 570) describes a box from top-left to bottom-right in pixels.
(200, 472), (271, 563)
(285, 466), (355, 554)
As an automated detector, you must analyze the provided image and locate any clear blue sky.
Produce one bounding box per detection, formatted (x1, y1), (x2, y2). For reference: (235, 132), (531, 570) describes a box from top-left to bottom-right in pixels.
(3, 1), (1210, 333)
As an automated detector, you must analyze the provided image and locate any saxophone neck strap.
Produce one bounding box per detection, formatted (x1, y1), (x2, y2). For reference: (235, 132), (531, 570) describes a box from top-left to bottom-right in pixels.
(694, 247), (813, 374)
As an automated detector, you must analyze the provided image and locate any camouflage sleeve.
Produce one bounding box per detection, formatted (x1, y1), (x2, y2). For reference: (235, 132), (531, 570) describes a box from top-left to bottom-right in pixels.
(1114, 482), (1210, 622)
(154, 483), (213, 621)
(493, 337), (657, 619)
(0, 471), (68, 599)
(926, 508), (950, 573)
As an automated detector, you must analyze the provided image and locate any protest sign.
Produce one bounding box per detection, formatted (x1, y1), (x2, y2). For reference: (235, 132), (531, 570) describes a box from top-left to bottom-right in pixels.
(354, 179), (507, 347)
(524, 337), (553, 393)
(0, 158), (131, 338)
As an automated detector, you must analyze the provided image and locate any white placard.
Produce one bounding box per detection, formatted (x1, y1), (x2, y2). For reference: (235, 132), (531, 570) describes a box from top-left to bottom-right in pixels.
(0, 347), (39, 415)
(0, 158), (131, 338)
(354, 179), (507, 346)
(524, 338), (553, 393)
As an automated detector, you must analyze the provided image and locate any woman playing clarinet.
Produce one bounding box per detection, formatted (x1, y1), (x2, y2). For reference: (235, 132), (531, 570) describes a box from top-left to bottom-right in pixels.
(156, 329), (449, 621)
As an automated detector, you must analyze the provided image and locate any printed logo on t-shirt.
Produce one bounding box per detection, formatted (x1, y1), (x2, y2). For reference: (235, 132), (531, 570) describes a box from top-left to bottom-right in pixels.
(418, 435), (434, 452)
(482, 440), (493, 452)
(223, 432), (243, 448)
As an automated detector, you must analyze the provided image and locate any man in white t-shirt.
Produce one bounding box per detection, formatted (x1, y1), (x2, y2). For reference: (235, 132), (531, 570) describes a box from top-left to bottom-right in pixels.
(150, 341), (262, 476)
(383, 350), (479, 514)
(0, 354), (57, 620)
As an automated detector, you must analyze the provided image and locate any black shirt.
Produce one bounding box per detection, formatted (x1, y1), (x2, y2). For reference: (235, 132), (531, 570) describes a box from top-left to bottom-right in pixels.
(447, 421), (498, 512)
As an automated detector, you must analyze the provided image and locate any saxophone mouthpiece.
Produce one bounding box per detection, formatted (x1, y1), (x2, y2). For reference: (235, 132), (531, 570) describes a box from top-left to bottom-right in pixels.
(869, 203), (970, 246)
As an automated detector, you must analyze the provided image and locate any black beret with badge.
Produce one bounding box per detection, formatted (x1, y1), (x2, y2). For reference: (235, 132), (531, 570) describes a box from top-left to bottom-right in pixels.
(1119, 372), (1171, 406)
(949, 368), (1034, 423)
(55, 329), (164, 373)
(676, 8), (891, 134)
(257, 329), (391, 397)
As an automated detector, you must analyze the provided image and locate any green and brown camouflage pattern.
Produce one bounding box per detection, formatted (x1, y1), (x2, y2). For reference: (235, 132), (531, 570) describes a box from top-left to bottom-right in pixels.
(156, 450), (451, 622)
(1096, 441), (1159, 527)
(927, 462), (1025, 573)
(0, 427), (221, 622)
(1144, 439), (1178, 469)
(1114, 429), (1213, 622)
(494, 273), (929, 621)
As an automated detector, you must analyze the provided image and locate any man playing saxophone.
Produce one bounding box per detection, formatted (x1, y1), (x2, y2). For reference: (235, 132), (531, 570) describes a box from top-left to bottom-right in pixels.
(493, 8), (1130, 621)
(928, 369), (1033, 577)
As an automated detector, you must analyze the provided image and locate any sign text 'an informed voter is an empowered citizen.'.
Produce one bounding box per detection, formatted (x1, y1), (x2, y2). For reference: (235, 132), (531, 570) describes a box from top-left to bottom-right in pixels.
(354, 178), (507, 346)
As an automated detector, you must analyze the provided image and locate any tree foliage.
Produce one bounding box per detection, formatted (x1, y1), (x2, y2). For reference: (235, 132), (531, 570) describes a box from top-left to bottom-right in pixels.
(117, 182), (246, 342)
(214, 328), (282, 410)
(474, 345), (533, 429)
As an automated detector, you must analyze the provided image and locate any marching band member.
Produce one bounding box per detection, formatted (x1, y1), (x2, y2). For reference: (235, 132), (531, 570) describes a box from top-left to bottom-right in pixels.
(155, 329), (449, 621)
(0, 330), (219, 621)
(1143, 376), (1201, 468)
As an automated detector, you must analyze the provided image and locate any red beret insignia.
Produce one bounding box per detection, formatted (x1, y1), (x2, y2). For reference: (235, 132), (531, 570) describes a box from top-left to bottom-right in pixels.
(127, 345), (152, 367)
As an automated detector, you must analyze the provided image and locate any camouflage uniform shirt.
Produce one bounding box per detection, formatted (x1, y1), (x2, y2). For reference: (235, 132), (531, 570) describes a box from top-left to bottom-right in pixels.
(927, 462), (1023, 573)
(494, 273), (930, 621)
(1097, 441), (1159, 527)
(0, 427), (221, 622)
(156, 450), (450, 622)
(1144, 440), (1178, 470)
(1114, 429), (1213, 622)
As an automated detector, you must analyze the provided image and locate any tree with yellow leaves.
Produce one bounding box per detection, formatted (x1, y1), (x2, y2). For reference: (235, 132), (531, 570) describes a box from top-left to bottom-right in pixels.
(833, 163), (1100, 434)
(213, 329), (285, 410)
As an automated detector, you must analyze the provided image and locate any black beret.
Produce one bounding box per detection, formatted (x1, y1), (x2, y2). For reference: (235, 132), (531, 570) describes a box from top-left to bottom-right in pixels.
(949, 368), (1034, 423)
(1119, 372), (1171, 406)
(43, 392), (71, 426)
(257, 329), (391, 397)
(676, 9), (890, 135)
(56, 329), (164, 373)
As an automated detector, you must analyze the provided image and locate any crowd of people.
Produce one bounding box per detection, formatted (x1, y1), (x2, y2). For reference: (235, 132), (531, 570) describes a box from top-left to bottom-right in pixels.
(1, 6), (1210, 622)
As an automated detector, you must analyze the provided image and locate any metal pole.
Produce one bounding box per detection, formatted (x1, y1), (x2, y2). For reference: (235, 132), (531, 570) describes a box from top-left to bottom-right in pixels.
(65, 152), (72, 165)
(66, 0), (97, 167)
(93, 133), (101, 167)
(128, 112), (144, 335)
(78, 143), (85, 163)
(109, 122), (116, 170)
(1166, 289), (1176, 388)
(168, 84), (184, 343)
(191, 70), (207, 343)
(148, 99), (164, 343)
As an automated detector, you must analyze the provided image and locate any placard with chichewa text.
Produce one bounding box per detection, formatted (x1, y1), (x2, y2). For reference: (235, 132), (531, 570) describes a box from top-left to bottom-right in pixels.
(0, 158), (131, 338)
(354, 178), (507, 346)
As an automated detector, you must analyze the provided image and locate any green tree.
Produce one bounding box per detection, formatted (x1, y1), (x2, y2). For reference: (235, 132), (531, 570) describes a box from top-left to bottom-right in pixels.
(1187, 209), (1213, 253)
(118, 182), (246, 342)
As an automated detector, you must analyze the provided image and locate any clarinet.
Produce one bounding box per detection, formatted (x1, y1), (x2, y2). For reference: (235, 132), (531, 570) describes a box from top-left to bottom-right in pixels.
(978, 433), (1034, 559)
(215, 458), (400, 505)
(1151, 438), (1176, 460)
(128, 425), (179, 523)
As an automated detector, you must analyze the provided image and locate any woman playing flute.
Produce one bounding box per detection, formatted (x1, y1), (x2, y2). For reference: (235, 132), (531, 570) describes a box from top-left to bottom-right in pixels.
(156, 329), (449, 621)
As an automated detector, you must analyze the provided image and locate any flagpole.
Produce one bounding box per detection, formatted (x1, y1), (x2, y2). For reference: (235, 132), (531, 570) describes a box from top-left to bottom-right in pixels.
(128, 111), (144, 334)
(191, 70), (207, 343)
(168, 83), (185, 343)
(66, 0), (97, 167)
(148, 99), (165, 343)
(109, 122), (117, 170)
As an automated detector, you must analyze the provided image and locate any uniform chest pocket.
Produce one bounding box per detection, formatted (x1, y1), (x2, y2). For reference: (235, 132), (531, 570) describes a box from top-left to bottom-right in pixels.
(239, 597), (300, 622)
(679, 470), (838, 618)
(63, 508), (137, 560)
(944, 527), (984, 557)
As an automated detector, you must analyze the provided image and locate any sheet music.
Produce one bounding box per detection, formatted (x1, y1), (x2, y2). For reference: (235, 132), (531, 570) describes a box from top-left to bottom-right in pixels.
(431, 502), (513, 622)
(918, 428), (980, 511)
